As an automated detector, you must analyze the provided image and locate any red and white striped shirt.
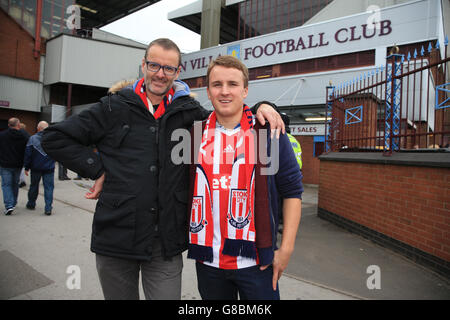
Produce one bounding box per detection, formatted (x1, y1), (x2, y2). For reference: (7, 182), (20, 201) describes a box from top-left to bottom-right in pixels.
(201, 123), (257, 270)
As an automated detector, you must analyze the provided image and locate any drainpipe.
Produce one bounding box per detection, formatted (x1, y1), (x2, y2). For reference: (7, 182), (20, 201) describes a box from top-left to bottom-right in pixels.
(67, 84), (73, 117)
(34, 0), (43, 58)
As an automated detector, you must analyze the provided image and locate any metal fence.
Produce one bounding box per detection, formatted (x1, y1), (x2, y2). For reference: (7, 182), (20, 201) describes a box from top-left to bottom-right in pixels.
(325, 38), (450, 155)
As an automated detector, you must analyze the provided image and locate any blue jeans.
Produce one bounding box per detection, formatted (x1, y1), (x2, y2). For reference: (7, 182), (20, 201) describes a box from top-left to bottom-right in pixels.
(27, 170), (54, 213)
(0, 166), (21, 210)
(196, 262), (280, 300)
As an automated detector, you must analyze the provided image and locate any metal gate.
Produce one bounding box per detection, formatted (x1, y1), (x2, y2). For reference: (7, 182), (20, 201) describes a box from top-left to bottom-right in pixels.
(325, 38), (450, 155)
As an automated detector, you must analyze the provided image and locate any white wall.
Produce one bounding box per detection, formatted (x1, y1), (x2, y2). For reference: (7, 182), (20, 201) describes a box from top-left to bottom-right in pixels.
(91, 28), (147, 48)
(191, 66), (381, 109)
(0, 75), (42, 112)
(44, 35), (145, 88)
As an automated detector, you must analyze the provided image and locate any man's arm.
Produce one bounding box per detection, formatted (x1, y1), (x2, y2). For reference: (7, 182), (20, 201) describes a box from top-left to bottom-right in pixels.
(252, 101), (285, 138)
(85, 172), (105, 199)
(259, 132), (303, 290)
(23, 141), (33, 172)
(41, 102), (107, 180)
(271, 198), (301, 290)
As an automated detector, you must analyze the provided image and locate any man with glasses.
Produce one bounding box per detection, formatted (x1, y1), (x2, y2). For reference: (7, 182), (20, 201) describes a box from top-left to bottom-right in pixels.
(41, 38), (283, 300)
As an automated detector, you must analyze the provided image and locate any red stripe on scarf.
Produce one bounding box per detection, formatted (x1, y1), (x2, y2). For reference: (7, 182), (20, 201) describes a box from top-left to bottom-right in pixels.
(187, 110), (274, 267)
(189, 105), (267, 267)
(134, 78), (174, 119)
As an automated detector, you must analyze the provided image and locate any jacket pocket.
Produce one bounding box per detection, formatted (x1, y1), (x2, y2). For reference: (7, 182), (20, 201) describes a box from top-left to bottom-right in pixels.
(111, 123), (130, 148)
(93, 192), (136, 251)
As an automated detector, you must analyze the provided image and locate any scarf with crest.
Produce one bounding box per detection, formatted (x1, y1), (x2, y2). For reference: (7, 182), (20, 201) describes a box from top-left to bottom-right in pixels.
(133, 77), (174, 119)
(187, 105), (273, 264)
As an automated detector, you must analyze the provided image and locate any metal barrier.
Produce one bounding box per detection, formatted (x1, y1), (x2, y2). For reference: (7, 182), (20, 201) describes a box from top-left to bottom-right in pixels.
(325, 38), (450, 155)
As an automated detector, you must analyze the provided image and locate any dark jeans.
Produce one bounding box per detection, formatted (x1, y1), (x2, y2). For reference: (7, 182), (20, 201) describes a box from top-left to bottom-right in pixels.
(0, 166), (21, 210)
(58, 162), (68, 179)
(27, 170), (54, 213)
(196, 262), (280, 300)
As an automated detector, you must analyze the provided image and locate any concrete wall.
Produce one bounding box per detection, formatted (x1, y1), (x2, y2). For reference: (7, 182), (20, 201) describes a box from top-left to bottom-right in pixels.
(191, 66), (381, 109)
(91, 28), (147, 49)
(44, 34), (145, 88)
(0, 75), (42, 112)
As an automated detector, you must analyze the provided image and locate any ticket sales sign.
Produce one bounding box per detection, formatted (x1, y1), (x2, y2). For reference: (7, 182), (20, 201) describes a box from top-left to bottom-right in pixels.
(290, 124), (325, 136)
(179, 0), (439, 79)
(0, 100), (10, 107)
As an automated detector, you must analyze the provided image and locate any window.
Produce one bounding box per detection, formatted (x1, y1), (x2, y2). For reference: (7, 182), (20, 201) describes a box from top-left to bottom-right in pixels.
(238, 0), (332, 40)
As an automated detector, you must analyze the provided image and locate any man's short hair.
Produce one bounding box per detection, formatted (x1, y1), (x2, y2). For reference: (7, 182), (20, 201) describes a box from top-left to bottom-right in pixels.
(8, 117), (20, 128)
(144, 38), (182, 66)
(37, 121), (49, 131)
(206, 55), (249, 88)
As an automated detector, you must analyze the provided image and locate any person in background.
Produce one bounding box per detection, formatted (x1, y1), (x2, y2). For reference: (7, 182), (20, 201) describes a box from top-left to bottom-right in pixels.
(0, 117), (29, 215)
(281, 113), (302, 170)
(58, 163), (71, 180)
(24, 121), (55, 216)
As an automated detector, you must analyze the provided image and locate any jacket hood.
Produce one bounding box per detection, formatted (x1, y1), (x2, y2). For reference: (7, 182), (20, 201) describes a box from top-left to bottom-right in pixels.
(108, 80), (135, 94)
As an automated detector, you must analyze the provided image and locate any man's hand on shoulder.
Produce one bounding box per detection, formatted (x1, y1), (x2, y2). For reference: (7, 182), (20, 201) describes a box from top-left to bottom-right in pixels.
(255, 103), (285, 138)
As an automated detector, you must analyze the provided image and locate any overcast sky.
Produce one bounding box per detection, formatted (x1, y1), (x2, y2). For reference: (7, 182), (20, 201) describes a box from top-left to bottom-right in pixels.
(100, 0), (201, 53)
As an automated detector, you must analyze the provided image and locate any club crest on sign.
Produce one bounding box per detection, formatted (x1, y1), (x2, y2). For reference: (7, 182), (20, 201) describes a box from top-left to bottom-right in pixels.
(227, 189), (251, 229)
(190, 196), (207, 233)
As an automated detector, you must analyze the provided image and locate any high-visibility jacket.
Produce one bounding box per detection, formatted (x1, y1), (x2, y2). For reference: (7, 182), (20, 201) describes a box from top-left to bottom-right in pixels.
(287, 133), (302, 170)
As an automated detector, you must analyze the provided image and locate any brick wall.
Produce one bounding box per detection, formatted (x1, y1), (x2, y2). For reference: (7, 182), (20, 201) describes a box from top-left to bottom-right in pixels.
(0, 108), (39, 136)
(318, 158), (450, 265)
(0, 9), (43, 81)
(295, 135), (320, 185)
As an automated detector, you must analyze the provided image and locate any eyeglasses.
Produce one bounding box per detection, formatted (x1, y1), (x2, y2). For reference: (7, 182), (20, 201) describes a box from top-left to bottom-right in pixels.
(145, 61), (179, 76)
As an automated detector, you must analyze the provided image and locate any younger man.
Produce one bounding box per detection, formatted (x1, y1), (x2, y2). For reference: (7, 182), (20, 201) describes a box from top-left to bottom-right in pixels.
(187, 56), (303, 300)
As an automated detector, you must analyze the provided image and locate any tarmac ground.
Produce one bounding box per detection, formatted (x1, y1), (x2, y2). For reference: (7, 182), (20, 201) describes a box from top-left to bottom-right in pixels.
(1, 170), (449, 300)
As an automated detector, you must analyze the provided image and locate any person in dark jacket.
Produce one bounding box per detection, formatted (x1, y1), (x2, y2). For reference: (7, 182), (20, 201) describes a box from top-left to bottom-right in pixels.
(41, 38), (283, 300)
(0, 117), (29, 215)
(24, 121), (55, 215)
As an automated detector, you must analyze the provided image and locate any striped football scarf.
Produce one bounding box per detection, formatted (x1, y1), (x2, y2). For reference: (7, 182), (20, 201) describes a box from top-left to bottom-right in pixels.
(133, 77), (174, 119)
(188, 105), (259, 262)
